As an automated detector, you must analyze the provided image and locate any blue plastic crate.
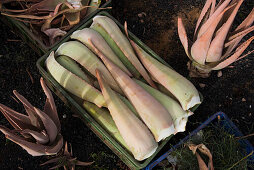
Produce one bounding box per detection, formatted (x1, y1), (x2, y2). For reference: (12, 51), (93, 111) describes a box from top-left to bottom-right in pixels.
(146, 112), (254, 169)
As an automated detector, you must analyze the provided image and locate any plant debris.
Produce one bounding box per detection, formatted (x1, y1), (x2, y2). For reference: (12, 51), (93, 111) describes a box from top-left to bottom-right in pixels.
(156, 124), (254, 170)
(0, 0), (110, 46)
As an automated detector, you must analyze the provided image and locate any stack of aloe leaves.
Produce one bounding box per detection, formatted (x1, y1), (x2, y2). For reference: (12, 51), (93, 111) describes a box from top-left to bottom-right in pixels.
(0, 0), (107, 46)
(45, 15), (201, 161)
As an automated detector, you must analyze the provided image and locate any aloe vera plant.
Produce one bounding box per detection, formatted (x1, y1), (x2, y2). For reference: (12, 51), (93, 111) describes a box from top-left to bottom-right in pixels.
(89, 40), (174, 142)
(178, 0), (254, 77)
(96, 70), (158, 160)
(0, 78), (63, 156)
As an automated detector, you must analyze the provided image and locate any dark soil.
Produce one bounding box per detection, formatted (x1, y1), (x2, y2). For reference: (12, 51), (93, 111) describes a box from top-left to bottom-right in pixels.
(0, 0), (253, 169)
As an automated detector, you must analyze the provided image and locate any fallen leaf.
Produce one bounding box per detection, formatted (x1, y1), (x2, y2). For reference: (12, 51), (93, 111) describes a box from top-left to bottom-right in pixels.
(43, 28), (67, 45)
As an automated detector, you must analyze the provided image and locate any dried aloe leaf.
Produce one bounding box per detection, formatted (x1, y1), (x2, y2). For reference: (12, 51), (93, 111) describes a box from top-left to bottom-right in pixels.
(187, 143), (214, 170)
(43, 28), (67, 45)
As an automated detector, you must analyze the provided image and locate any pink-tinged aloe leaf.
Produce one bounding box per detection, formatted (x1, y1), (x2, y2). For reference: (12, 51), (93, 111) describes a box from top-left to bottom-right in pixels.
(21, 129), (49, 144)
(213, 36), (254, 70)
(228, 26), (254, 42)
(40, 157), (63, 166)
(134, 42), (201, 110)
(191, 6), (228, 65)
(223, 27), (254, 59)
(0, 104), (33, 130)
(194, 0), (213, 37)
(75, 160), (94, 166)
(197, 0), (231, 38)
(71, 28), (132, 76)
(34, 107), (58, 144)
(96, 69), (158, 160)
(196, 152), (209, 170)
(90, 40), (174, 142)
(0, 126), (63, 156)
(40, 77), (61, 132)
(124, 22), (157, 88)
(214, 0), (224, 10)
(44, 134), (63, 155)
(236, 50), (254, 61)
(43, 28), (67, 46)
(64, 141), (72, 156)
(223, 25), (254, 58)
(13, 90), (44, 130)
(209, 0), (216, 17)
(50, 164), (66, 170)
(233, 8), (254, 33)
(177, 17), (192, 60)
(206, 0), (243, 62)
(13, 90), (34, 109)
(92, 16), (151, 82)
(24, 105), (45, 131)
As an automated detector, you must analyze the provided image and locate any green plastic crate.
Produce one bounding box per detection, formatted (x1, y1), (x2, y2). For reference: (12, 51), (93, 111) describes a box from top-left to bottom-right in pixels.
(36, 11), (202, 169)
(0, 0), (111, 56)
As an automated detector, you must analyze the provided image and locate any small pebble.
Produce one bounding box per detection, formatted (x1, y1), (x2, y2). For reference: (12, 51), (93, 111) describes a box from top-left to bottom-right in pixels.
(63, 114), (67, 119)
(242, 98), (246, 102)
(250, 105), (252, 108)
(242, 117), (245, 120)
(249, 113), (252, 117)
(217, 71), (222, 77)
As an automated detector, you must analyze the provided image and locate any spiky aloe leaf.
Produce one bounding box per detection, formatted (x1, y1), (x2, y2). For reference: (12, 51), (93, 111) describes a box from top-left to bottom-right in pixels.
(89, 40), (174, 142)
(55, 41), (123, 94)
(96, 70), (158, 160)
(206, 0), (243, 62)
(0, 126), (63, 156)
(71, 28), (131, 76)
(40, 77), (61, 132)
(33, 107), (58, 144)
(91, 15), (155, 87)
(45, 51), (106, 107)
(134, 79), (193, 133)
(131, 41), (201, 110)
(90, 22), (140, 78)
